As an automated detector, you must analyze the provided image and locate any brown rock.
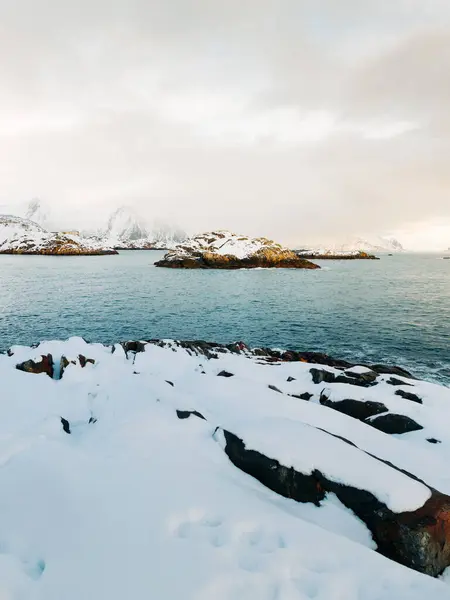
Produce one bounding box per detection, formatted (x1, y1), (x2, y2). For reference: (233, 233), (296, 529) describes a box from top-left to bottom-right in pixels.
(16, 354), (54, 378)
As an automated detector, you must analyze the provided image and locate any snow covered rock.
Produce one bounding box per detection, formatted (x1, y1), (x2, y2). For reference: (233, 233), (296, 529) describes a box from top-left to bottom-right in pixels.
(0, 214), (117, 255)
(2, 336), (450, 597)
(155, 230), (320, 269)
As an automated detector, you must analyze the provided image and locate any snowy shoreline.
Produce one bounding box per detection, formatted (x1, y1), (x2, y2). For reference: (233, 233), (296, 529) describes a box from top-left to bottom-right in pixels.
(2, 336), (450, 598)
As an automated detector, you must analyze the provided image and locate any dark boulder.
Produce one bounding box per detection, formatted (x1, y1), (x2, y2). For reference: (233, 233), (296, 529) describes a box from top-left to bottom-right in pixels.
(369, 414), (423, 434)
(310, 368), (336, 384)
(387, 377), (414, 387)
(60, 418), (71, 434)
(395, 390), (423, 404)
(320, 397), (388, 422)
(268, 384), (283, 393)
(219, 428), (450, 577)
(371, 364), (416, 380)
(286, 376), (296, 382)
(427, 438), (441, 444)
(291, 392), (313, 401)
(176, 410), (206, 421)
(16, 354), (54, 378)
(338, 370), (378, 387)
(165, 380), (175, 387)
(78, 355), (95, 368)
(217, 370), (234, 378)
(121, 341), (147, 355)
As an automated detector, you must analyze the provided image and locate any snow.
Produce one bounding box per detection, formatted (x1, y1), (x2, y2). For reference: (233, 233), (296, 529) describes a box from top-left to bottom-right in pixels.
(0, 338), (450, 598)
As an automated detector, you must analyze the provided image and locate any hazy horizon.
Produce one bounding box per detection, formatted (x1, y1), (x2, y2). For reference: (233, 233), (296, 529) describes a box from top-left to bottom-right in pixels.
(1, 1), (450, 250)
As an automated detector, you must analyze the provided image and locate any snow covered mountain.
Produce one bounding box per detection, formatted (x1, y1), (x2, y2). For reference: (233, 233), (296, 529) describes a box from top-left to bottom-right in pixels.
(2, 337), (450, 598)
(100, 207), (187, 249)
(105, 207), (149, 242)
(24, 199), (53, 230)
(334, 237), (405, 253)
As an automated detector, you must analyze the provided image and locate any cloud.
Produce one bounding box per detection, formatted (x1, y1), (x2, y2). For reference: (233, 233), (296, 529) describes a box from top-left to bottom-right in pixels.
(0, 0), (449, 248)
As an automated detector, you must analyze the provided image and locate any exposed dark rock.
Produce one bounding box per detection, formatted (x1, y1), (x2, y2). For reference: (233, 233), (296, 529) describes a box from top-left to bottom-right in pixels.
(369, 414), (423, 434)
(121, 341), (147, 355)
(387, 377), (414, 387)
(371, 364), (416, 380)
(78, 355), (95, 368)
(60, 418), (71, 434)
(339, 370), (378, 387)
(176, 410), (206, 421)
(427, 438), (441, 444)
(219, 428), (450, 577)
(320, 398), (388, 422)
(88, 417), (98, 424)
(310, 368), (336, 384)
(165, 380), (175, 387)
(217, 370), (234, 378)
(286, 376), (296, 382)
(395, 390), (423, 404)
(290, 392), (313, 400)
(268, 384), (283, 393)
(16, 354), (54, 378)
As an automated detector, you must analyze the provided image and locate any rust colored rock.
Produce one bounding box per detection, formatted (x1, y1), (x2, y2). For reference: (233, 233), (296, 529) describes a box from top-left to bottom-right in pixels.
(16, 354), (54, 378)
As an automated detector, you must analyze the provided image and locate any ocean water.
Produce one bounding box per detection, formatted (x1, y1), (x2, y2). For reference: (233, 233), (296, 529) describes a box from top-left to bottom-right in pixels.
(0, 251), (449, 384)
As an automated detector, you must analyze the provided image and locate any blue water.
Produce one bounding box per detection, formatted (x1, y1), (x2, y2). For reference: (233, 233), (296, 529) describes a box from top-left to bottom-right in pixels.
(0, 251), (449, 384)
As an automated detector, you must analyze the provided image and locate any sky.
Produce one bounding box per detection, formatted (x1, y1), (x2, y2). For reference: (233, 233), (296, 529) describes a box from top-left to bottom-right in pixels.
(0, 0), (450, 250)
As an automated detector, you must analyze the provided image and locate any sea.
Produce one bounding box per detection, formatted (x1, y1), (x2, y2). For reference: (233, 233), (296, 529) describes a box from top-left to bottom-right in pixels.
(0, 251), (448, 384)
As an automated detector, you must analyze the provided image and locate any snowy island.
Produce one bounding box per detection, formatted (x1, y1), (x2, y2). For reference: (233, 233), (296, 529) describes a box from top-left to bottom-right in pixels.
(155, 231), (320, 269)
(2, 336), (450, 598)
(0, 215), (117, 255)
(297, 249), (380, 260)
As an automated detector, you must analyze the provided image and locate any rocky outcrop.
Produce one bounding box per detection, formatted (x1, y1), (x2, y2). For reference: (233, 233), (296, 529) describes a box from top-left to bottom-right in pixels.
(218, 428), (450, 577)
(16, 354), (54, 378)
(155, 231), (320, 269)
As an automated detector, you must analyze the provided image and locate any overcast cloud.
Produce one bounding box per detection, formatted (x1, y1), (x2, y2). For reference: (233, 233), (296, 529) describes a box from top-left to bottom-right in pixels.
(0, 0), (450, 249)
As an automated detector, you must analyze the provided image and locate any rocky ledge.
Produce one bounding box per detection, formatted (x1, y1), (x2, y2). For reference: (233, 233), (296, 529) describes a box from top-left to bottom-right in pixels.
(0, 215), (117, 255)
(296, 249), (379, 260)
(155, 231), (320, 269)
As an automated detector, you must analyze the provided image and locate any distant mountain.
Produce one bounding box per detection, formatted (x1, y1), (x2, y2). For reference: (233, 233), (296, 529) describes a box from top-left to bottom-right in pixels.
(334, 237), (404, 253)
(100, 207), (187, 249)
(298, 236), (405, 254)
(105, 207), (149, 242)
(24, 198), (52, 230)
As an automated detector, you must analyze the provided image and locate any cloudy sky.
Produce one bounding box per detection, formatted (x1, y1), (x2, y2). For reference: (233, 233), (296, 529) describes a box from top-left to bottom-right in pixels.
(1, 0), (450, 249)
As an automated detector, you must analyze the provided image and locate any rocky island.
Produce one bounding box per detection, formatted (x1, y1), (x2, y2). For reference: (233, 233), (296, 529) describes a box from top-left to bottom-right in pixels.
(296, 249), (380, 260)
(0, 215), (117, 255)
(2, 335), (450, 598)
(155, 231), (320, 269)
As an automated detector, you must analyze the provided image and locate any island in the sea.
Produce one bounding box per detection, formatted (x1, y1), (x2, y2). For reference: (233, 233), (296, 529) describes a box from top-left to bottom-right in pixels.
(296, 249), (380, 260)
(0, 215), (117, 255)
(155, 230), (320, 269)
